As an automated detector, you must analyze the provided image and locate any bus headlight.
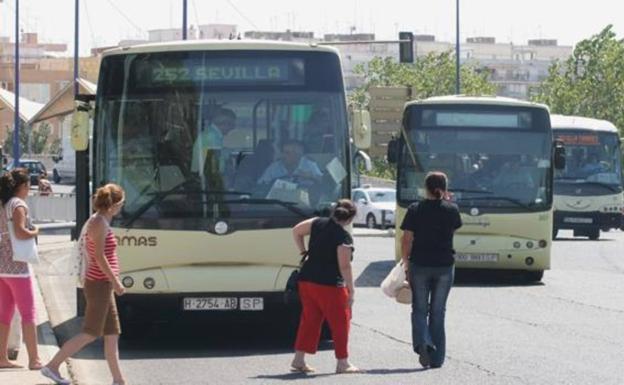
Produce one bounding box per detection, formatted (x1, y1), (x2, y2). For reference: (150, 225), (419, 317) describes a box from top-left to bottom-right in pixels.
(525, 257), (534, 266)
(122, 276), (134, 288)
(538, 240), (548, 248)
(513, 242), (521, 249)
(526, 241), (534, 249)
(143, 277), (156, 290)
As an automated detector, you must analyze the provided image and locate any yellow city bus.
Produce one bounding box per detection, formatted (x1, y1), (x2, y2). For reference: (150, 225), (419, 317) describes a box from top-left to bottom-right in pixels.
(551, 115), (623, 240)
(388, 96), (564, 281)
(72, 40), (370, 330)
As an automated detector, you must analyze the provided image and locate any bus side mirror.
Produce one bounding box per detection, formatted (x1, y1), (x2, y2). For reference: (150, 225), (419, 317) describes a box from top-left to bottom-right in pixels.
(71, 101), (91, 151)
(387, 137), (399, 164)
(554, 140), (566, 170)
(352, 109), (371, 150)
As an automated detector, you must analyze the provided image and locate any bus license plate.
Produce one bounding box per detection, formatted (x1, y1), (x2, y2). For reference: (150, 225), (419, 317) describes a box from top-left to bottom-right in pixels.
(456, 253), (499, 262)
(563, 217), (592, 224)
(183, 297), (238, 311)
(240, 297), (264, 311)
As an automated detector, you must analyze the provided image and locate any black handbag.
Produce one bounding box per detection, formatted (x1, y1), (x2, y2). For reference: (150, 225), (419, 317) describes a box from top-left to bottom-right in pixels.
(284, 252), (308, 304)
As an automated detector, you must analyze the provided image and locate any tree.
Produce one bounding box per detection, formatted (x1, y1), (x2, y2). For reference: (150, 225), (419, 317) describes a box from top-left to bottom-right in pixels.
(31, 122), (51, 154)
(350, 51), (497, 107)
(533, 25), (624, 133)
(3, 123), (29, 158)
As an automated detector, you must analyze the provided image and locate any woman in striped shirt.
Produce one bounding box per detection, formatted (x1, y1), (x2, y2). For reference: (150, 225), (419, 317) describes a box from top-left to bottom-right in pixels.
(42, 184), (127, 385)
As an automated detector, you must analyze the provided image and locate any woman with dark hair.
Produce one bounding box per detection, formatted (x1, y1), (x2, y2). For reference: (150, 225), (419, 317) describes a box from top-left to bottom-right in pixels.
(0, 168), (42, 370)
(42, 184), (127, 385)
(290, 199), (360, 374)
(400, 171), (462, 369)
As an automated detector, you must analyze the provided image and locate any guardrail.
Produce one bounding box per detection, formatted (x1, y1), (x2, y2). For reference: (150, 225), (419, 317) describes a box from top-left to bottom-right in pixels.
(26, 192), (76, 223)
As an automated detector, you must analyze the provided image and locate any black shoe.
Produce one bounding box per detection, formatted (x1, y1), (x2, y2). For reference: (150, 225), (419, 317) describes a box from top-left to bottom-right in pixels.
(417, 345), (431, 368)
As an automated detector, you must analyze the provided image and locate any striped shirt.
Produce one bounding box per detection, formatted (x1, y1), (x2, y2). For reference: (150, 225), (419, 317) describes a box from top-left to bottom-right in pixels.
(85, 227), (119, 281)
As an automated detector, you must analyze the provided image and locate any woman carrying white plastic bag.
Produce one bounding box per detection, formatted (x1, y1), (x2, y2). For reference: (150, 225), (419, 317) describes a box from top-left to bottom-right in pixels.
(0, 168), (42, 369)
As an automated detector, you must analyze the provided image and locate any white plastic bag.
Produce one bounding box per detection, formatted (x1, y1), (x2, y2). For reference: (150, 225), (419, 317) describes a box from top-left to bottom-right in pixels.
(381, 261), (406, 298)
(8, 313), (21, 359)
(7, 219), (39, 264)
(71, 221), (90, 287)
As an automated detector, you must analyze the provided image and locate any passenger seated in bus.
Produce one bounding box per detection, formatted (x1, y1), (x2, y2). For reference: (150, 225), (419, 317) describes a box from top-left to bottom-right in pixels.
(303, 107), (331, 152)
(191, 108), (236, 175)
(258, 140), (323, 188)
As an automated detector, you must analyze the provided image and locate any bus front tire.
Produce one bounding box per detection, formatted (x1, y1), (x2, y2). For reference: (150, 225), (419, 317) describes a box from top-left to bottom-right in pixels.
(525, 270), (544, 282)
(588, 229), (600, 240)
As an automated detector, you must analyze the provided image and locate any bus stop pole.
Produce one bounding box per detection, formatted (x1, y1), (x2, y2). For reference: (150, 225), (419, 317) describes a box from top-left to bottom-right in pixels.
(13, 0), (20, 164)
(455, 0), (461, 94)
(74, 0), (89, 240)
(182, 0), (188, 40)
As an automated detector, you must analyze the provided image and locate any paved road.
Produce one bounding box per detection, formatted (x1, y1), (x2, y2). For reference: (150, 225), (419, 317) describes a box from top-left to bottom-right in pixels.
(37, 229), (624, 385)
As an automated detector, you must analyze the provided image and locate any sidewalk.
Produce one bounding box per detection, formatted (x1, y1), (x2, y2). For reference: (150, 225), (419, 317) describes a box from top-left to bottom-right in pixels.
(0, 265), (71, 384)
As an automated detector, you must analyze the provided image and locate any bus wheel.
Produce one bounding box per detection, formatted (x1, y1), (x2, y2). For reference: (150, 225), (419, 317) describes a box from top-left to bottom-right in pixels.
(588, 229), (600, 240)
(366, 214), (377, 229)
(525, 270), (544, 282)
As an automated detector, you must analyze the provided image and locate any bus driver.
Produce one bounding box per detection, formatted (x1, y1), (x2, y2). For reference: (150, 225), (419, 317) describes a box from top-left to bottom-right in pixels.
(258, 140), (323, 187)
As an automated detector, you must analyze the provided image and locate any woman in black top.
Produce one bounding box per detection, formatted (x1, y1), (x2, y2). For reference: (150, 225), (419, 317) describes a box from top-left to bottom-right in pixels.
(290, 199), (359, 374)
(400, 172), (462, 369)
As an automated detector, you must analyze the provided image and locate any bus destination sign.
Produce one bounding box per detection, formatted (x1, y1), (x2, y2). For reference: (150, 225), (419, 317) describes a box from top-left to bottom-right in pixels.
(145, 58), (305, 86)
(556, 134), (600, 146)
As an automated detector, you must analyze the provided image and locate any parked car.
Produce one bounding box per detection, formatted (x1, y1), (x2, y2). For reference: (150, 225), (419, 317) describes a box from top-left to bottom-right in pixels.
(351, 186), (396, 228)
(6, 159), (47, 186)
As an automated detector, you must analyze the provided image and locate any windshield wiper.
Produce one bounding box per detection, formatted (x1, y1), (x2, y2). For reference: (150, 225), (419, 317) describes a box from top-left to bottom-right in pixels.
(222, 197), (311, 218)
(461, 196), (536, 211)
(123, 181), (251, 228)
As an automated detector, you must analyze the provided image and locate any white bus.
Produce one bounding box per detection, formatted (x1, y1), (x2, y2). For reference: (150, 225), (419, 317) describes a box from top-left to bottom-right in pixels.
(389, 96), (564, 281)
(551, 115), (623, 239)
(72, 40), (370, 331)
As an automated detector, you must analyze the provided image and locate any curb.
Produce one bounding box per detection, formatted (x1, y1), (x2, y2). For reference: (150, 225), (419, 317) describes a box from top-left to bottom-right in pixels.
(34, 272), (71, 381)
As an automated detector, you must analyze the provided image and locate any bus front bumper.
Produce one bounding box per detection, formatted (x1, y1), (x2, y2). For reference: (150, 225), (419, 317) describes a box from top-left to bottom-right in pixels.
(115, 291), (300, 324)
(554, 211), (621, 231)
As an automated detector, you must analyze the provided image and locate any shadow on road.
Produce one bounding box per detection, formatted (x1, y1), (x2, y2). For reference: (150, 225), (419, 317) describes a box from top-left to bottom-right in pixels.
(356, 260), (545, 288)
(355, 260), (394, 287)
(53, 316), (334, 360)
(553, 237), (615, 242)
(252, 367), (425, 381)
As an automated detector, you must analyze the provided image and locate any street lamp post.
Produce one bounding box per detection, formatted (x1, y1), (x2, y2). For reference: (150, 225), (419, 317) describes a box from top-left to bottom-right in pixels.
(455, 0), (461, 94)
(13, 0), (20, 164)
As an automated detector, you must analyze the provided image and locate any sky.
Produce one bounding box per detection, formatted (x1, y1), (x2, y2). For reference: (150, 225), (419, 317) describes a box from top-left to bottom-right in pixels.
(1, 0), (624, 55)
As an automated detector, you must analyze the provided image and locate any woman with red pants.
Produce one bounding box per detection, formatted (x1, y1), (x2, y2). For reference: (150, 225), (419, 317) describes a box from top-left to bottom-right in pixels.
(290, 199), (359, 374)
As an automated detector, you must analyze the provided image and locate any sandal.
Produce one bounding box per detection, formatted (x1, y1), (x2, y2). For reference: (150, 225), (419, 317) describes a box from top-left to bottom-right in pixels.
(290, 364), (315, 373)
(0, 361), (23, 369)
(336, 365), (362, 374)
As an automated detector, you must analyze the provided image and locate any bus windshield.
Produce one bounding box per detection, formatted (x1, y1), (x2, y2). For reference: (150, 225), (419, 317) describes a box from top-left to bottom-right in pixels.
(398, 105), (552, 212)
(554, 130), (623, 193)
(95, 50), (350, 230)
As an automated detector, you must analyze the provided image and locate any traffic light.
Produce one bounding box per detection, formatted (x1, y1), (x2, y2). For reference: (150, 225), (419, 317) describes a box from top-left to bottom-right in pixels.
(399, 32), (414, 63)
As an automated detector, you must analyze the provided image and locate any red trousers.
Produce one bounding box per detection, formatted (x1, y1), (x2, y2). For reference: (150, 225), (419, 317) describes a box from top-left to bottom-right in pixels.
(294, 281), (351, 359)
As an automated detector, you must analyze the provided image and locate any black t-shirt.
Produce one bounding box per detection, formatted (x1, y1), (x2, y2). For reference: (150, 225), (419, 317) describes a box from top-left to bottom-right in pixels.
(400, 199), (462, 267)
(298, 217), (354, 287)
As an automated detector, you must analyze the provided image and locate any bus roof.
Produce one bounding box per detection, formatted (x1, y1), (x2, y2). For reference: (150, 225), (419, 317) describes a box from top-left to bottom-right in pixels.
(101, 39), (339, 58)
(550, 114), (619, 133)
(405, 95), (549, 110)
